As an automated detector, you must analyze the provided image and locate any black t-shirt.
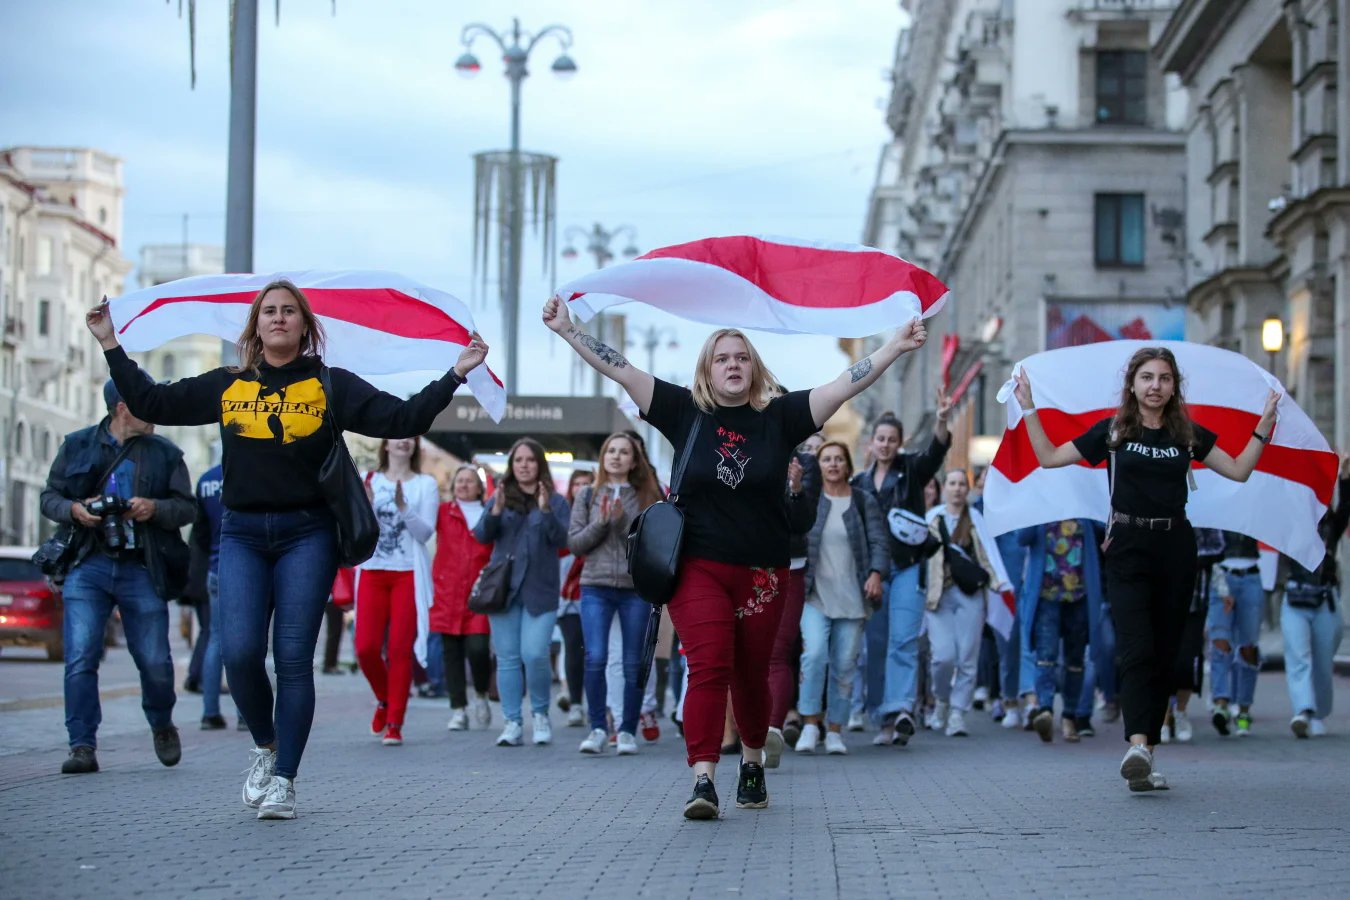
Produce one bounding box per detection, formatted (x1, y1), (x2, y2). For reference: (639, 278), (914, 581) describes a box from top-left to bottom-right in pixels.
(643, 378), (818, 568)
(1072, 417), (1217, 519)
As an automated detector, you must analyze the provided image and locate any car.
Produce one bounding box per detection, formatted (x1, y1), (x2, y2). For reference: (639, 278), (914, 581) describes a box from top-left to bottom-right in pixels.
(0, 546), (64, 661)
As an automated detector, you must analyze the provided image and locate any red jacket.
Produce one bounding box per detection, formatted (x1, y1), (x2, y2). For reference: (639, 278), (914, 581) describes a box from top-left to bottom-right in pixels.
(430, 501), (493, 636)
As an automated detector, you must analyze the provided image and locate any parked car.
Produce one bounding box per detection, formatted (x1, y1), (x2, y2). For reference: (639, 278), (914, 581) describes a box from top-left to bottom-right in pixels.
(0, 546), (63, 661)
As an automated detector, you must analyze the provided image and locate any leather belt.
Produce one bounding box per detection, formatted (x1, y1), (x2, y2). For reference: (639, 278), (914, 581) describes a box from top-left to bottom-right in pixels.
(1110, 511), (1181, 531)
(1221, 564), (1260, 577)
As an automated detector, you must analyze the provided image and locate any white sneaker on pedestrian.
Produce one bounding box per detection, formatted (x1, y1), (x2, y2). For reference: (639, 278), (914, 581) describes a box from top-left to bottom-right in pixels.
(241, 747), (276, 809)
(616, 731), (638, 755)
(257, 775), (296, 820)
(945, 709), (968, 737)
(1291, 712), (1311, 739)
(794, 723), (820, 753)
(926, 701), (949, 732)
(472, 696), (492, 728)
(496, 720), (524, 747)
(972, 686), (990, 710)
(1159, 721), (1172, 744)
(1000, 707), (1023, 729)
(846, 711), (866, 732)
(824, 731), (848, 755)
(566, 706), (585, 728)
(764, 727), (785, 769)
(872, 726), (895, 746)
(532, 713), (552, 745)
(1309, 718), (1328, 737)
(1119, 744), (1154, 791)
(579, 728), (607, 754)
(1172, 710), (1193, 743)
(447, 709), (469, 731)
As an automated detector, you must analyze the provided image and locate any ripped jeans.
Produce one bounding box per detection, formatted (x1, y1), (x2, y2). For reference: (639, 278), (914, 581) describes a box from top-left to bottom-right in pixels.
(1206, 569), (1263, 707)
(1032, 594), (1089, 713)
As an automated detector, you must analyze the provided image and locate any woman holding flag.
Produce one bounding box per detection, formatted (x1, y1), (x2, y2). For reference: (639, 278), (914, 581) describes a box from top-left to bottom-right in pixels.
(1013, 347), (1277, 793)
(543, 295), (928, 820)
(87, 280), (488, 820)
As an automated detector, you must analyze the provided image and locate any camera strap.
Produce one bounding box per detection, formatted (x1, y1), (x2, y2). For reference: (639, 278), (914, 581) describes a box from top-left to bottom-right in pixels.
(92, 435), (142, 497)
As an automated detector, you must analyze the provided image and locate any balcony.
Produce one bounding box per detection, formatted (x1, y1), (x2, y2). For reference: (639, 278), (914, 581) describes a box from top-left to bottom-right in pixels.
(1068, 0), (1178, 20)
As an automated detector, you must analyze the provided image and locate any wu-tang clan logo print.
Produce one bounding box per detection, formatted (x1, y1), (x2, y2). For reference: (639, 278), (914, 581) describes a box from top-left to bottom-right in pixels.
(221, 377), (326, 444)
(714, 425), (751, 489)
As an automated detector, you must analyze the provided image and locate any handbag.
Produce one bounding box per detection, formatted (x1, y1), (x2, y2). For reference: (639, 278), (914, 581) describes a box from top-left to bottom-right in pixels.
(316, 367), (380, 568)
(32, 437), (141, 578)
(937, 515), (989, 595)
(467, 553), (514, 614)
(626, 413), (704, 606)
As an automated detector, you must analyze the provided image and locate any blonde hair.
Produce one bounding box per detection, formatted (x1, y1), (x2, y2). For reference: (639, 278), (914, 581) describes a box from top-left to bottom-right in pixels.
(232, 279), (327, 374)
(691, 329), (779, 413)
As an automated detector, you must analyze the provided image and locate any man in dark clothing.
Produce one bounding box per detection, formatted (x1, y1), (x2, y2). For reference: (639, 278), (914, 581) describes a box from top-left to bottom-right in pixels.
(40, 379), (196, 774)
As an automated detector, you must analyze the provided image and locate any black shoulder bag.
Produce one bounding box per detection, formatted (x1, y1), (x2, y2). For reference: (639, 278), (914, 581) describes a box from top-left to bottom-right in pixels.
(937, 515), (989, 595)
(626, 413), (704, 606)
(316, 367), (380, 568)
(32, 437), (141, 579)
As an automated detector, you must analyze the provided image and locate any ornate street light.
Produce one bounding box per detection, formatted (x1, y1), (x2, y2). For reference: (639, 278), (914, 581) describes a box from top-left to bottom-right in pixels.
(1261, 316), (1283, 374)
(561, 223), (639, 395)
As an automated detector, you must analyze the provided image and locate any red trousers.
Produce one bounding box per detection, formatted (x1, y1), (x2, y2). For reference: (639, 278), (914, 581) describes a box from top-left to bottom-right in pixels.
(768, 567), (807, 729)
(355, 569), (417, 727)
(667, 557), (786, 766)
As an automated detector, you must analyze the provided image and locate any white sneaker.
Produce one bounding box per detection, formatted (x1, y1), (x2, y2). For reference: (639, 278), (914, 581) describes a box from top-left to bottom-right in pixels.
(972, 686), (990, 709)
(764, 727), (785, 769)
(824, 731), (848, 755)
(871, 726), (895, 746)
(579, 728), (607, 754)
(447, 709), (469, 731)
(945, 709), (968, 737)
(1309, 718), (1328, 737)
(794, 723), (820, 753)
(1000, 707), (1023, 729)
(241, 747), (276, 809)
(1291, 712), (1311, 739)
(566, 706), (585, 727)
(496, 720), (524, 746)
(532, 712), (552, 745)
(1119, 744), (1154, 791)
(472, 696), (492, 728)
(846, 711), (866, 732)
(926, 701), (949, 732)
(1172, 710), (1193, 743)
(616, 731), (638, 755)
(1159, 721), (1172, 744)
(257, 775), (296, 820)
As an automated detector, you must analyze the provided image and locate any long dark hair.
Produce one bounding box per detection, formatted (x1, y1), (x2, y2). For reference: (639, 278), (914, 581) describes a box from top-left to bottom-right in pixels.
(592, 432), (663, 509)
(1110, 347), (1197, 449)
(500, 437), (555, 513)
(232, 279), (326, 374)
(377, 436), (422, 474)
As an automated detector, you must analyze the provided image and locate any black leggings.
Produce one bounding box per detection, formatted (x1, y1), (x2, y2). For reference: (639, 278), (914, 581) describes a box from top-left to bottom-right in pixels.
(557, 614), (585, 705)
(440, 632), (491, 709)
(1104, 522), (1197, 745)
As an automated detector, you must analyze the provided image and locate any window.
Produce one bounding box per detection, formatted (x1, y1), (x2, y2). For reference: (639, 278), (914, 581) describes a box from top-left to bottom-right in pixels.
(38, 298), (51, 336)
(161, 353), (176, 380)
(1094, 193), (1145, 266)
(36, 236), (53, 275)
(1096, 51), (1147, 125)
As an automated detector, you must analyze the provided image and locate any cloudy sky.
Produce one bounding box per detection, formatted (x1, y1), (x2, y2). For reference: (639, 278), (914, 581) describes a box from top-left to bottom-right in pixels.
(1, 0), (907, 397)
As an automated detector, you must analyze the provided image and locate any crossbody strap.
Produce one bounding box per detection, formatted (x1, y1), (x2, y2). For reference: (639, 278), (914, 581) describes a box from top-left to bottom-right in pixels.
(318, 366), (343, 437)
(668, 413), (704, 503)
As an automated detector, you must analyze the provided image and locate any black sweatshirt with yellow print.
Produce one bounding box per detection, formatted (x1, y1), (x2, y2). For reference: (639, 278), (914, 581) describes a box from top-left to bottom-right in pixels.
(105, 346), (462, 512)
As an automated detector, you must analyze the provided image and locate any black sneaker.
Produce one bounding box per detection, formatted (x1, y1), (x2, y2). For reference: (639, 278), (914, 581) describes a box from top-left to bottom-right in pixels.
(200, 715), (227, 731)
(61, 746), (98, 774)
(893, 712), (917, 747)
(1032, 708), (1054, 742)
(153, 726), (182, 767)
(684, 774), (719, 820)
(1073, 716), (1096, 738)
(735, 761), (768, 810)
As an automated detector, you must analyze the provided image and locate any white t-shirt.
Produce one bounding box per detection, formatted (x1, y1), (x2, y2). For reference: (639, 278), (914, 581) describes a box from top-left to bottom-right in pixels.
(456, 499), (485, 531)
(367, 473), (421, 570)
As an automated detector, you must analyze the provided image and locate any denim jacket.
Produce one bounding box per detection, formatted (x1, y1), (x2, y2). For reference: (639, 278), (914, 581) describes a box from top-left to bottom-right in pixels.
(474, 493), (571, 616)
(805, 488), (890, 597)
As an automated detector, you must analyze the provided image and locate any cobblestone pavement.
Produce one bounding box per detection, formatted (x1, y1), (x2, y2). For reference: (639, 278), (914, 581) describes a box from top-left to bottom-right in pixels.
(1, 648), (1347, 899)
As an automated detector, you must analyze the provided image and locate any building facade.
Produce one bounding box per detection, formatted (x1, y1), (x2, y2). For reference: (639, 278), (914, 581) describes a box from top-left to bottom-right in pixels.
(1156, 0), (1349, 452)
(1, 147), (134, 545)
(858, 0), (1188, 467)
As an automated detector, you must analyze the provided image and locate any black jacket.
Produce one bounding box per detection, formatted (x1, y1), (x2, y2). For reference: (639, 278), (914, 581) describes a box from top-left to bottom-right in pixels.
(850, 432), (951, 569)
(787, 450), (822, 561)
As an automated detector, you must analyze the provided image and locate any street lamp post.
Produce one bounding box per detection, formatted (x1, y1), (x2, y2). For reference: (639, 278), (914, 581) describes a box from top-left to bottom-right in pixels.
(456, 18), (576, 394)
(628, 323), (679, 470)
(1261, 316), (1284, 374)
(562, 223), (639, 395)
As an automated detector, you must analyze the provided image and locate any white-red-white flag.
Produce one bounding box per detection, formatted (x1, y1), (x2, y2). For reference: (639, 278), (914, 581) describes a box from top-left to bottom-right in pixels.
(560, 235), (948, 337)
(984, 340), (1338, 572)
(109, 270), (507, 421)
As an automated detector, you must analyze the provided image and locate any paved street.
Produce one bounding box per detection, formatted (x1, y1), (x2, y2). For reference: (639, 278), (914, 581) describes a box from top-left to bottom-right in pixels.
(1, 646), (1348, 899)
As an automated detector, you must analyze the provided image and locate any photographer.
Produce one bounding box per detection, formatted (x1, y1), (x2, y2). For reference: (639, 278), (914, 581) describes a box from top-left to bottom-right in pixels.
(39, 378), (196, 775)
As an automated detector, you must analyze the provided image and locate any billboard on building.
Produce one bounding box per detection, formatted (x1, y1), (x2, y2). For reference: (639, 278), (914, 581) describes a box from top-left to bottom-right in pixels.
(1046, 300), (1185, 350)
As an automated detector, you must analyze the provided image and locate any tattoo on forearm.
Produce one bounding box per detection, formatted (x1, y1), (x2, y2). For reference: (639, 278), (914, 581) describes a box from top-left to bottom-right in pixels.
(848, 358), (873, 384)
(577, 332), (629, 369)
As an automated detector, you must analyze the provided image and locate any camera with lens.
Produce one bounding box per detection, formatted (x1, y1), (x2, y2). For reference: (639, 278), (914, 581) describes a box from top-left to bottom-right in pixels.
(86, 494), (132, 550)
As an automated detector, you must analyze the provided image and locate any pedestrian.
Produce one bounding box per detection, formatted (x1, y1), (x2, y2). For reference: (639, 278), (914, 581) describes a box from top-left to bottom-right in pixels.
(433, 465), (494, 732)
(1206, 530), (1265, 737)
(39, 377), (196, 775)
(475, 437), (571, 748)
(569, 432), (664, 755)
(1281, 452), (1349, 738)
(556, 469), (593, 728)
(324, 568), (355, 673)
(1013, 346), (1278, 791)
(1160, 528), (1220, 743)
(850, 398), (951, 748)
(923, 470), (1012, 737)
(193, 461), (246, 731)
(794, 441), (888, 756)
(86, 281), (487, 818)
(543, 294), (928, 820)
(354, 437), (439, 746)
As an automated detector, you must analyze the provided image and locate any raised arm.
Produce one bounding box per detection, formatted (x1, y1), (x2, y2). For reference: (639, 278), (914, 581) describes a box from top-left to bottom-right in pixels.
(809, 318), (928, 427)
(542, 296), (655, 414)
(1011, 369), (1083, 469)
(1201, 390), (1279, 483)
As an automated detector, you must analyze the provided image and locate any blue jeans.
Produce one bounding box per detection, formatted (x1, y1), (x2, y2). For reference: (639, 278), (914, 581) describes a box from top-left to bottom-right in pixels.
(200, 571), (243, 721)
(865, 563), (924, 719)
(579, 585), (647, 734)
(1032, 597), (1089, 712)
(1206, 570), (1263, 706)
(62, 553), (176, 749)
(1280, 590), (1343, 718)
(488, 602), (558, 724)
(799, 604), (864, 727)
(219, 508), (338, 780)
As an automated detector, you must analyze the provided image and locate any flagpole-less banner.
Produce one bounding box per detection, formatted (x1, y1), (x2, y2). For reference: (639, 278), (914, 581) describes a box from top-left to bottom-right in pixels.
(984, 340), (1338, 573)
(108, 270), (507, 422)
(559, 235), (949, 337)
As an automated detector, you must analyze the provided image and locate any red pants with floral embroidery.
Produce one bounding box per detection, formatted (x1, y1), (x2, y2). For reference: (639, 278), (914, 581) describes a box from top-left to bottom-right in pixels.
(667, 557), (786, 766)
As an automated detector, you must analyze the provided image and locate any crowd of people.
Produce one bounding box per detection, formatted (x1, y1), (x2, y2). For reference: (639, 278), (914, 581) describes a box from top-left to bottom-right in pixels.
(42, 280), (1349, 824)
